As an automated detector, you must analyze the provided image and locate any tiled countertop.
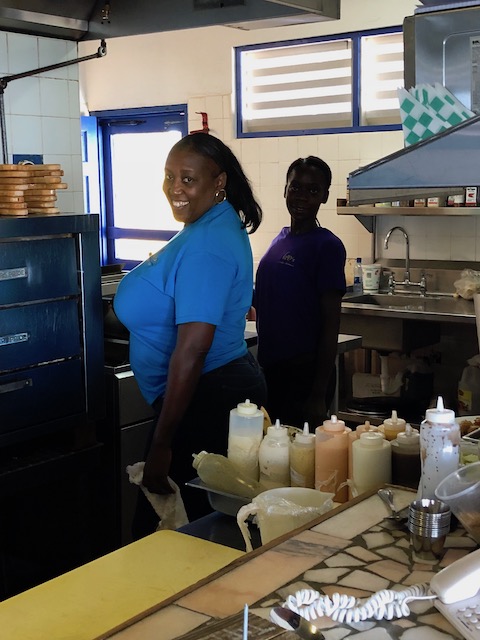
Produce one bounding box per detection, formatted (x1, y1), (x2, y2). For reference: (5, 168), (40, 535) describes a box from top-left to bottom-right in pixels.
(109, 488), (478, 640)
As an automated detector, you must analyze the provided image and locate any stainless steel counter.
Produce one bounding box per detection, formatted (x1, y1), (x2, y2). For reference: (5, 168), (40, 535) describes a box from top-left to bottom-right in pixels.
(342, 291), (475, 324)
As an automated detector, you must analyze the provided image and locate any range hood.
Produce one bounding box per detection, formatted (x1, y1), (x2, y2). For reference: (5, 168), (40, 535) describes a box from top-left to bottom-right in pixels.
(348, 114), (480, 205)
(348, 3), (480, 206)
(0, 0), (340, 41)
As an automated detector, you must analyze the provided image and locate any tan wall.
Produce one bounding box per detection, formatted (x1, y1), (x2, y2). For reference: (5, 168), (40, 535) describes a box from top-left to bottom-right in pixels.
(79, 0), (480, 271)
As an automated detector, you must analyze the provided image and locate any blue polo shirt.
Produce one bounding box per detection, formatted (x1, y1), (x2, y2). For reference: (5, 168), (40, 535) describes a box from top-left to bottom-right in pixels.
(114, 201), (252, 404)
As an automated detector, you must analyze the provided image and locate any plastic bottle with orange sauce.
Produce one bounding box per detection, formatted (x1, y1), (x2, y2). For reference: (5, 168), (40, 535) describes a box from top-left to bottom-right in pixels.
(315, 415), (351, 502)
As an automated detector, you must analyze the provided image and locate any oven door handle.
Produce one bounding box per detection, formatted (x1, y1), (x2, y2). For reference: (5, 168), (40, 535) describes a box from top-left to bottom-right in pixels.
(0, 378), (32, 394)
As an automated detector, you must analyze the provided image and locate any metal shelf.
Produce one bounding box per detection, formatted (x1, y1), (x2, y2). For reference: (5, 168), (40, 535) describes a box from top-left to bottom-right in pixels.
(337, 205), (480, 231)
(338, 206), (480, 216)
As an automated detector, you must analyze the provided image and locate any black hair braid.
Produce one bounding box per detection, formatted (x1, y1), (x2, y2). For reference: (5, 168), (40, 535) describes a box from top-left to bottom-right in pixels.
(172, 133), (263, 233)
(286, 155), (332, 190)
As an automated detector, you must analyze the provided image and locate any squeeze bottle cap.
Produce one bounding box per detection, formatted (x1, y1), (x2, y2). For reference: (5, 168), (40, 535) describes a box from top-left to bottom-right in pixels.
(192, 450), (208, 469)
(395, 423), (420, 445)
(236, 399), (258, 415)
(425, 395), (455, 424)
(294, 422), (315, 444)
(323, 414), (346, 432)
(383, 409), (406, 428)
(267, 419), (288, 437)
(358, 431), (385, 447)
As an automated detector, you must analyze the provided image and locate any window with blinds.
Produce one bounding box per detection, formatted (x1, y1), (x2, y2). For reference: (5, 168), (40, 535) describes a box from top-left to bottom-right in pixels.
(360, 31), (404, 126)
(236, 27), (403, 137)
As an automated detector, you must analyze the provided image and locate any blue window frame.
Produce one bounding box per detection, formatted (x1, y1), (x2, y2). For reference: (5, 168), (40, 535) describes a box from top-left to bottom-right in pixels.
(86, 105), (188, 269)
(235, 26), (403, 138)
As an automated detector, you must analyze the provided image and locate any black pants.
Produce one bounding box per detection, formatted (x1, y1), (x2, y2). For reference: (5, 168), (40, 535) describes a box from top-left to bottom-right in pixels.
(132, 352), (267, 539)
(262, 355), (336, 430)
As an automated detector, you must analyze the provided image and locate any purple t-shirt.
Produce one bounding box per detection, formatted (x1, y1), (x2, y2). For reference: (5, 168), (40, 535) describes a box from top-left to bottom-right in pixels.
(254, 226), (346, 367)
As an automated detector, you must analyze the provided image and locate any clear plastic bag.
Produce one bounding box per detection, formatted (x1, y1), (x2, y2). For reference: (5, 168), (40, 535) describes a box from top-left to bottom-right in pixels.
(237, 487), (334, 551)
(454, 269), (480, 300)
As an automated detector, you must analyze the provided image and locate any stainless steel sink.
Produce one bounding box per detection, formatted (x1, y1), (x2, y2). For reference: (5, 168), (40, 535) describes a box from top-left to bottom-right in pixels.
(343, 292), (474, 317)
(340, 291), (475, 351)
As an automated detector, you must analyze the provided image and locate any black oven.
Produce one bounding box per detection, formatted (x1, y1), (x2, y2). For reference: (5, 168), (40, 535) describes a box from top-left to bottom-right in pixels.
(0, 214), (104, 447)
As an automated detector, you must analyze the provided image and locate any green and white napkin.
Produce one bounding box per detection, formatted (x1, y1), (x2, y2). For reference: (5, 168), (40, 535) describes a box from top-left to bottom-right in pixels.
(397, 83), (475, 147)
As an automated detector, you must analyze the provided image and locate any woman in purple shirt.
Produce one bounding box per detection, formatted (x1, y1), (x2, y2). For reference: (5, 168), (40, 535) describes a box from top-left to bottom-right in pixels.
(254, 156), (346, 430)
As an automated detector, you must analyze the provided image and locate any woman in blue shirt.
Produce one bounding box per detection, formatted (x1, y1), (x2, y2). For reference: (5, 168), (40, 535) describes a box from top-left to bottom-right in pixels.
(114, 133), (266, 530)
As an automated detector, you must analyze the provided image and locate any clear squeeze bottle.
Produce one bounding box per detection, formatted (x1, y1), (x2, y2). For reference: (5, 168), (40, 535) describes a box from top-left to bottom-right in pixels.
(351, 432), (391, 496)
(391, 423), (421, 489)
(192, 451), (259, 498)
(227, 399), (264, 482)
(258, 419), (290, 490)
(419, 396), (461, 500)
(315, 415), (351, 502)
(290, 422), (315, 488)
(379, 410), (406, 441)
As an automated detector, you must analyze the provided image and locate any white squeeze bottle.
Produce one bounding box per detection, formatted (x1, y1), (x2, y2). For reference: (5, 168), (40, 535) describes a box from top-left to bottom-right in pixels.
(351, 431), (391, 496)
(227, 399), (264, 482)
(419, 396), (461, 500)
(258, 419), (290, 490)
(290, 422), (315, 488)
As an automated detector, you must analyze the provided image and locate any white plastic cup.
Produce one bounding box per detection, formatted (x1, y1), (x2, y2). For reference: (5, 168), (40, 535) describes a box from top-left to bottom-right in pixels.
(361, 263), (382, 292)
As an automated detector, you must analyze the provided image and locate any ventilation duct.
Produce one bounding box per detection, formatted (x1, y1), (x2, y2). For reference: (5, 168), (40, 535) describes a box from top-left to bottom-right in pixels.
(0, 0), (340, 41)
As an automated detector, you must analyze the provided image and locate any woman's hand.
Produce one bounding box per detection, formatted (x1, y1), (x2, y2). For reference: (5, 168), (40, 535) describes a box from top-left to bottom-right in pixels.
(142, 441), (175, 495)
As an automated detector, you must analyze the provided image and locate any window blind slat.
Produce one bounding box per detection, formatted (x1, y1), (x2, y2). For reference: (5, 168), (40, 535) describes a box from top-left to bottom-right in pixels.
(238, 28), (403, 134)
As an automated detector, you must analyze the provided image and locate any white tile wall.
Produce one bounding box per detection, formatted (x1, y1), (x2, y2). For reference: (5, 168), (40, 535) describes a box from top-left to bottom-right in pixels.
(1, 31), (83, 215)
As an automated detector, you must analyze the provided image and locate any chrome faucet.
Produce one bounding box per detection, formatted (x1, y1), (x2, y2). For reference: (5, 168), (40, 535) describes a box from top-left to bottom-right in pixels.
(384, 226), (410, 282)
(384, 226), (427, 296)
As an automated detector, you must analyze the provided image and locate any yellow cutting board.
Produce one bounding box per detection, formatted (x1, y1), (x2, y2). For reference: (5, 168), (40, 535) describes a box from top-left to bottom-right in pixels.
(0, 530), (243, 640)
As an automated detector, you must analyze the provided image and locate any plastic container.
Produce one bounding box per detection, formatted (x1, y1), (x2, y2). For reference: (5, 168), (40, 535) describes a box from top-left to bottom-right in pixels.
(192, 450), (260, 499)
(353, 257), (363, 293)
(258, 419), (290, 490)
(290, 422), (315, 488)
(227, 399), (264, 482)
(351, 431), (392, 496)
(361, 263), (381, 293)
(237, 487), (335, 552)
(419, 396), (461, 500)
(315, 415), (351, 502)
(458, 359), (480, 416)
(379, 410), (406, 441)
(347, 421), (379, 497)
(435, 461), (480, 544)
(391, 423), (421, 489)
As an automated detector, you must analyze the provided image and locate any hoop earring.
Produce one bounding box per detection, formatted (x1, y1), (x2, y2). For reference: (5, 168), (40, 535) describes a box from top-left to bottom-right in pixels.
(215, 188), (227, 203)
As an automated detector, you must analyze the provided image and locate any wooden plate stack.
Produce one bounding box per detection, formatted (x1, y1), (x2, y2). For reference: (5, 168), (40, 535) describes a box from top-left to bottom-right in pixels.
(0, 164), (68, 216)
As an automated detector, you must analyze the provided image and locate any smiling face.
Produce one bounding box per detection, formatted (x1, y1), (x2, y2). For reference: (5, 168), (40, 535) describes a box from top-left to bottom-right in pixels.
(284, 164), (329, 229)
(163, 148), (226, 225)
